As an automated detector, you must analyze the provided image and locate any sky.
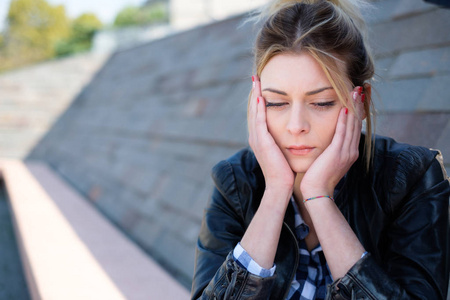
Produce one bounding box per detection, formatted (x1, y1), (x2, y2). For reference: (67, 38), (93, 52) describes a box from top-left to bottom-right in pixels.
(0, 0), (146, 31)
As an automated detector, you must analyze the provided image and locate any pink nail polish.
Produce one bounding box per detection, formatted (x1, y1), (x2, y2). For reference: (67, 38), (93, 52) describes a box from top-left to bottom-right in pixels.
(361, 94), (365, 103)
(252, 76), (255, 82)
(257, 97), (260, 104)
(345, 108), (348, 114)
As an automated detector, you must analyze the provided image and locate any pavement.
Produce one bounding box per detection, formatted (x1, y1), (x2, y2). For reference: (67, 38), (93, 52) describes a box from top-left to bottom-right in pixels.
(0, 0), (448, 290)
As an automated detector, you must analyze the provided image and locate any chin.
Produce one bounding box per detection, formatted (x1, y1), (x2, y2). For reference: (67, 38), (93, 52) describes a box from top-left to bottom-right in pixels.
(287, 160), (313, 174)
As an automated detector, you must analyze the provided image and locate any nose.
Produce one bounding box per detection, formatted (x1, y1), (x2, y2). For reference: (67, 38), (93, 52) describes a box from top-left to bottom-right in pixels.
(286, 106), (310, 135)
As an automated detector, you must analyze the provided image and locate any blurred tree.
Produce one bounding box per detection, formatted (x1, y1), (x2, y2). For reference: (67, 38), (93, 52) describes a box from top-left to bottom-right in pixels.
(0, 0), (70, 71)
(114, 2), (168, 27)
(55, 13), (102, 57)
(114, 6), (141, 27)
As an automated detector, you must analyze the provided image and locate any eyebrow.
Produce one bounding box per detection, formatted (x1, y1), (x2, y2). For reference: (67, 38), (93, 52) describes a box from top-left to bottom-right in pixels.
(262, 88), (287, 96)
(305, 86), (334, 96)
(262, 86), (334, 96)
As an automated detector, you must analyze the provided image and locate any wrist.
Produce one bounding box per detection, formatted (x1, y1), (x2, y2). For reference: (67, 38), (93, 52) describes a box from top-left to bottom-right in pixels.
(260, 187), (292, 215)
(303, 195), (335, 204)
(302, 189), (334, 201)
(302, 190), (335, 212)
(265, 185), (293, 200)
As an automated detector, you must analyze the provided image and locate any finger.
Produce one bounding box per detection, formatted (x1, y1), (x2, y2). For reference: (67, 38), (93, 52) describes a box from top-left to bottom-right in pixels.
(248, 76), (257, 123)
(342, 102), (356, 154)
(351, 90), (364, 152)
(255, 96), (271, 152)
(343, 86), (363, 150)
(256, 95), (267, 133)
(352, 87), (365, 121)
(346, 87), (364, 160)
(248, 76), (259, 141)
(250, 76), (262, 118)
(331, 107), (348, 149)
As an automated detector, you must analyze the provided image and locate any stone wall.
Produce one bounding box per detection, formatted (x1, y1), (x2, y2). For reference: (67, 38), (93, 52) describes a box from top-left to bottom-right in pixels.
(27, 15), (253, 287)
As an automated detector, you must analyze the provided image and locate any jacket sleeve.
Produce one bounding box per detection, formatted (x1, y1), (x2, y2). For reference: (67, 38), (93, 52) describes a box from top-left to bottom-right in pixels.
(190, 160), (276, 299)
(328, 150), (450, 300)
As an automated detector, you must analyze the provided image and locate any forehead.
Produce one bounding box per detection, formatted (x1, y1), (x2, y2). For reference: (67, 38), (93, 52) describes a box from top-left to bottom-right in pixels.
(261, 53), (331, 90)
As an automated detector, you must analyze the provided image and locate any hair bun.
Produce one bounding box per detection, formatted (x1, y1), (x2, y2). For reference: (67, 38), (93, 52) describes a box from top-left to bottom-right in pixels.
(252, 0), (371, 51)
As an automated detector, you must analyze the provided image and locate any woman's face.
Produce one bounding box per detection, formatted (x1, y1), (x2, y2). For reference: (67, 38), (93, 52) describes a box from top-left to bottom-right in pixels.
(260, 53), (349, 174)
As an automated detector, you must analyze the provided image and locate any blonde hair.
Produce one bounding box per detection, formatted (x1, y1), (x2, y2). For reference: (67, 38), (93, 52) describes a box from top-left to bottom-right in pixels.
(251, 0), (375, 169)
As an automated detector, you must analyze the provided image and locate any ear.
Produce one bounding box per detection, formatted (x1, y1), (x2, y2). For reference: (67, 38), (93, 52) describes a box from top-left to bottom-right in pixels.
(362, 83), (371, 120)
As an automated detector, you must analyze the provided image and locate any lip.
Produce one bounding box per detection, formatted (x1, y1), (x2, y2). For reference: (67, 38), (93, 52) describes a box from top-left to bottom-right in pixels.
(287, 145), (315, 156)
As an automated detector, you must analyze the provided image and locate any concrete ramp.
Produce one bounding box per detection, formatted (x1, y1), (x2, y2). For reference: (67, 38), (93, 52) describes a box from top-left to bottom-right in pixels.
(0, 159), (189, 300)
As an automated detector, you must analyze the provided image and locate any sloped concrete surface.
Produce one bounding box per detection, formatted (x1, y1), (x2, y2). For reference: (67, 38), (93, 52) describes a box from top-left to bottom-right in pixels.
(26, 15), (254, 286)
(0, 0), (448, 289)
(0, 52), (109, 158)
(0, 159), (189, 299)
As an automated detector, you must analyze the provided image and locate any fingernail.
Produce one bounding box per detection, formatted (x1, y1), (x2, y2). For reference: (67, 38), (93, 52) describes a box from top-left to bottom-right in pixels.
(361, 94), (365, 103)
(252, 76), (255, 82)
(358, 86), (363, 94)
(257, 97), (260, 104)
(345, 108), (348, 114)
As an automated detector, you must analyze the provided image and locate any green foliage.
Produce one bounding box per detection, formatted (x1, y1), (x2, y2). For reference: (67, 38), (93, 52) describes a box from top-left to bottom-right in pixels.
(0, 0), (70, 71)
(0, 0), (102, 72)
(114, 2), (168, 27)
(55, 13), (102, 57)
(114, 6), (141, 27)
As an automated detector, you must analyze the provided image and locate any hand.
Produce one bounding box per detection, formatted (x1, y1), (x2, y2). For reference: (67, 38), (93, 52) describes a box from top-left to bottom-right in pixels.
(300, 86), (365, 199)
(248, 75), (295, 194)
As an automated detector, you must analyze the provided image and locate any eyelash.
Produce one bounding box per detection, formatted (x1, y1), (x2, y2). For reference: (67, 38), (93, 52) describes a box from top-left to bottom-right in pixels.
(266, 102), (287, 108)
(266, 101), (336, 110)
(313, 101), (336, 110)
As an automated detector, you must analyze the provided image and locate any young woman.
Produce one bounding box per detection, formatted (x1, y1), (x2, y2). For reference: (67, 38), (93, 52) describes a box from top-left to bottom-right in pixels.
(191, 0), (450, 299)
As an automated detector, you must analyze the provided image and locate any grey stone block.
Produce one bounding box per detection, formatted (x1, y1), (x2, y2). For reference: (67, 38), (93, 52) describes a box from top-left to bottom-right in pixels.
(218, 115), (248, 145)
(391, 0), (437, 20)
(152, 233), (196, 280)
(176, 217), (202, 245)
(370, 9), (450, 57)
(374, 56), (396, 82)
(130, 216), (164, 249)
(389, 46), (450, 79)
(363, 0), (400, 25)
(375, 112), (448, 149)
(435, 120), (450, 165)
(158, 175), (199, 212)
(373, 77), (432, 113)
(189, 183), (214, 222)
(418, 74), (450, 111)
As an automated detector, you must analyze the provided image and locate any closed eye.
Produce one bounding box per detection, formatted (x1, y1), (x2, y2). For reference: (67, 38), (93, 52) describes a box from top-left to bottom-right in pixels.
(266, 102), (287, 108)
(312, 101), (336, 110)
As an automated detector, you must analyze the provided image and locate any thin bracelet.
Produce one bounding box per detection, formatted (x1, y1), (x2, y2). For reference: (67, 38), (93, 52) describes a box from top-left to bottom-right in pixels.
(303, 195), (335, 203)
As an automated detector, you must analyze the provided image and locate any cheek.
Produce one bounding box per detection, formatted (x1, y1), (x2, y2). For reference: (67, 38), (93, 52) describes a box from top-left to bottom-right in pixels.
(266, 113), (284, 143)
(314, 111), (340, 146)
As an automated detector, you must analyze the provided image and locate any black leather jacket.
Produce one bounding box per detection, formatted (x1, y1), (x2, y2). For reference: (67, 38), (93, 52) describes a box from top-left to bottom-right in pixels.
(191, 135), (450, 299)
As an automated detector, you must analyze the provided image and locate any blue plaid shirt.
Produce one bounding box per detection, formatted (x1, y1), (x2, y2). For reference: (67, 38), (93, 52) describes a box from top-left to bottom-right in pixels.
(233, 197), (333, 300)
